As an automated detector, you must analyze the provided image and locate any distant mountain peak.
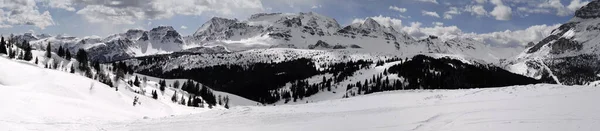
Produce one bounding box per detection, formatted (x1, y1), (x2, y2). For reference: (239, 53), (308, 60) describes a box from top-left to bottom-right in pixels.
(193, 17), (238, 36)
(361, 18), (382, 30)
(151, 26), (175, 32)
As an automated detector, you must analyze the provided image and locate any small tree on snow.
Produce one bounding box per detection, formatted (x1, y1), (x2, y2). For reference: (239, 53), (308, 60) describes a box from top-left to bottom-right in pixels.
(65, 49), (71, 60)
(171, 92), (178, 103)
(159, 80), (166, 92)
(152, 90), (158, 99)
(70, 65), (75, 73)
(23, 41), (32, 61)
(133, 75), (140, 87)
(57, 45), (64, 57)
(180, 96), (186, 105)
(0, 37), (6, 54)
(224, 96), (230, 109)
(45, 43), (51, 58)
(173, 80), (180, 89)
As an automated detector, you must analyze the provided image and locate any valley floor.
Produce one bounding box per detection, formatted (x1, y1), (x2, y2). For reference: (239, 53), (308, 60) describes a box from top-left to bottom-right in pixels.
(104, 84), (600, 131)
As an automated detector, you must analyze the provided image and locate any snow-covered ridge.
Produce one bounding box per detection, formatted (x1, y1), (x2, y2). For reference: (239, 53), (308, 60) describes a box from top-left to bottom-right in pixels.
(11, 26), (186, 62)
(183, 12), (506, 64)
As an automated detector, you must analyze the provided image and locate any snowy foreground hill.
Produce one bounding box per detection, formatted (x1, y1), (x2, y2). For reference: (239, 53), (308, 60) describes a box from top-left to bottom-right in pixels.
(0, 56), (201, 130)
(2, 54), (599, 130)
(105, 84), (599, 131)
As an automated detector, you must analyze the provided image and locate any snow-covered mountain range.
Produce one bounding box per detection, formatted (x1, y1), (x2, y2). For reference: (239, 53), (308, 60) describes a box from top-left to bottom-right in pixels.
(9, 12), (508, 63)
(9, 26), (186, 62)
(507, 0), (600, 85)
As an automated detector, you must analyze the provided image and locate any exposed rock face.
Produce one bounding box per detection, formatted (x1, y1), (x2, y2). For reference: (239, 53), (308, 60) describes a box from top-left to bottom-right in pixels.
(308, 40), (331, 49)
(575, 0), (600, 19)
(511, 0), (600, 85)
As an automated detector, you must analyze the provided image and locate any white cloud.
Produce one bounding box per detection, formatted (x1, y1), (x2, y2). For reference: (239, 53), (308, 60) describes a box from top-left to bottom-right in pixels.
(416, 0), (439, 4)
(0, 0), (55, 29)
(421, 25), (463, 40)
(490, 0), (512, 20)
(422, 10), (441, 18)
(443, 7), (461, 19)
(465, 5), (488, 17)
(0, 0), (266, 28)
(465, 24), (561, 47)
(567, 0), (589, 11)
(76, 5), (143, 25)
(537, 0), (589, 16)
(63, 0), (264, 25)
(180, 25), (188, 29)
(396, 20), (559, 47)
(355, 13), (559, 48)
(311, 5), (322, 9)
(517, 7), (551, 14)
(402, 22), (427, 38)
(400, 22), (463, 40)
(39, 0), (75, 11)
(389, 6), (407, 13)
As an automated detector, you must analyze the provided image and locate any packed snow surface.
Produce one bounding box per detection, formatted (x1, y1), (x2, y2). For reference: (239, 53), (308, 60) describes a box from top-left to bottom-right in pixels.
(104, 84), (600, 131)
(0, 56), (200, 130)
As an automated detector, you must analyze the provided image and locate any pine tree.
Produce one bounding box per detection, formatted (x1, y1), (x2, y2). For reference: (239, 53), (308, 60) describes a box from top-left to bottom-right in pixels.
(93, 62), (101, 71)
(173, 80), (180, 89)
(224, 96), (230, 109)
(70, 65), (75, 73)
(133, 75), (140, 87)
(0, 37), (6, 54)
(171, 92), (178, 102)
(65, 49), (71, 60)
(76, 49), (88, 70)
(218, 95), (222, 105)
(180, 96), (186, 105)
(57, 45), (64, 57)
(152, 90), (158, 99)
(159, 80), (166, 91)
(8, 49), (15, 59)
(23, 41), (32, 61)
(45, 43), (51, 58)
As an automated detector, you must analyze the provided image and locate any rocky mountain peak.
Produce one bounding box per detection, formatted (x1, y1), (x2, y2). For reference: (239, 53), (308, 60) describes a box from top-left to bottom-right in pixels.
(249, 13), (283, 20)
(575, 0), (600, 19)
(151, 26), (175, 32)
(361, 18), (382, 30)
(193, 17), (238, 36)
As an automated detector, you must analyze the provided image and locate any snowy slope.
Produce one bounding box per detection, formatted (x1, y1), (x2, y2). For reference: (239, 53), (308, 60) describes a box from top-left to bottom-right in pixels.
(134, 73), (258, 106)
(271, 60), (405, 105)
(0, 55), (200, 130)
(105, 84), (600, 131)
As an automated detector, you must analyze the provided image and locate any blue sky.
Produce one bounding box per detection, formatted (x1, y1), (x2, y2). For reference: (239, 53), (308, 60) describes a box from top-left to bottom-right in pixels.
(0, 0), (591, 46)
